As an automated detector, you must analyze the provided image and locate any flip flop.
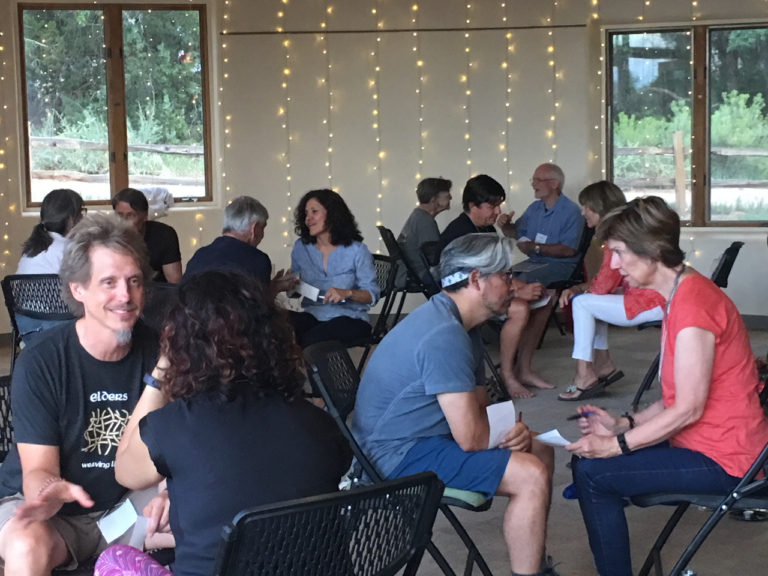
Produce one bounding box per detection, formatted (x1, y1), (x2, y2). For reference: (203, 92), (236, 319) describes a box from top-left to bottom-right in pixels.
(599, 370), (625, 388)
(558, 380), (608, 402)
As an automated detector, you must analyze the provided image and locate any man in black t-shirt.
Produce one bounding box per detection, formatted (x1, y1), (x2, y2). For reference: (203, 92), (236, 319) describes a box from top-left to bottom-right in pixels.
(113, 188), (182, 283)
(183, 196), (298, 294)
(0, 214), (159, 574)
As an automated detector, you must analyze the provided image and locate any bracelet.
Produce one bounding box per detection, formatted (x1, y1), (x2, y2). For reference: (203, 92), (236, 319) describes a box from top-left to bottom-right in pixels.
(143, 373), (161, 390)
(622, 412), (636, 429)
(617, 433), (632, 456)
(38, 476), (64, 498)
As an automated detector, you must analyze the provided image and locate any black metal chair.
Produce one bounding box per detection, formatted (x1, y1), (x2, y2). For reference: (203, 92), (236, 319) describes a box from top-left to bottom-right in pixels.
(378, 225), (438, 327)
(631, 438), (768, 576)
(0, 375), (12, 464)
(141, 282), (179, 334)
(212, 472), (443, 576)
(1, 274), (75, 374)
(344, 254), (399, 374)
(304, 341), (493, 576)
(631, 241), (745, 411)
(536, 226), (595, 349)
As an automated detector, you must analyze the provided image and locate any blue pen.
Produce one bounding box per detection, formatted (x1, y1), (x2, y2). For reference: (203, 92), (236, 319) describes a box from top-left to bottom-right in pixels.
(566, 411), (593, 421)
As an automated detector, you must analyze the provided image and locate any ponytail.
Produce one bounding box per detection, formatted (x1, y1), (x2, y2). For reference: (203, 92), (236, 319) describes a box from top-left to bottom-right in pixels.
(22, 223), (54, 258)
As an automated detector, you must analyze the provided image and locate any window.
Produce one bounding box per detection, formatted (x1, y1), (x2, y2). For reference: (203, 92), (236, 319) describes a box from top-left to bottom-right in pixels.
(607, 25), (768, 225)
(20, 5), (211, 205)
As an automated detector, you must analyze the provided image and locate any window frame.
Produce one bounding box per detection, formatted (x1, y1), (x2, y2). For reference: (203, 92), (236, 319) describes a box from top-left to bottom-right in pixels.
(17, 2), (213, 207)
(605, 22), (768, 227)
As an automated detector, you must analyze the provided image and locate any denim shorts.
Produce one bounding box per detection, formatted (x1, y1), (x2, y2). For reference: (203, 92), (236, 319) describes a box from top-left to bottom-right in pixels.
(387, 436), (510, 498)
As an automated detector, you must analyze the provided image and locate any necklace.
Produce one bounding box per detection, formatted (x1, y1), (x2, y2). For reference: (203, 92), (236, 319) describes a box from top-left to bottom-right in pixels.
(658, 264), (688, 381)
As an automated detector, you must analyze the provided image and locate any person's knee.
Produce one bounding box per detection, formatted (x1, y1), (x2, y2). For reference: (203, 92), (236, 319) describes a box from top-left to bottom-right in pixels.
(0, 519), (65, 567)
(497, 453), (550, 499)
(505, 298), (529, 324)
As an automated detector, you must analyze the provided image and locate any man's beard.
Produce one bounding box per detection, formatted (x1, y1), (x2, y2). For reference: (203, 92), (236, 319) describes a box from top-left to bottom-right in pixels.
(114, 328), (133, 346)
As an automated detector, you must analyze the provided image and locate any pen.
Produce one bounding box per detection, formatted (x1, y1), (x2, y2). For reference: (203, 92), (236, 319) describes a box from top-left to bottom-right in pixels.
(517, 412), (523, 423)
(566, 411), (593, 421)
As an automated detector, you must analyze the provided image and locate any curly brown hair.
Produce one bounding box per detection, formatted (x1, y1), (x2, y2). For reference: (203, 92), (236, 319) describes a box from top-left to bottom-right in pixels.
(160, 271), (304, 401)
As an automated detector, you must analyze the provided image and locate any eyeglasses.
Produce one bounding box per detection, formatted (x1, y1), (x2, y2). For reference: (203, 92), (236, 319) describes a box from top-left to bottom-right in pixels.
(530, 177), (555, 184)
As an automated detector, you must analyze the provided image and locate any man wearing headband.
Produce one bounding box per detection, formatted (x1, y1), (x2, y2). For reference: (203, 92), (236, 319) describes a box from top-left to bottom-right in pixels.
(352, 234), (559, 576)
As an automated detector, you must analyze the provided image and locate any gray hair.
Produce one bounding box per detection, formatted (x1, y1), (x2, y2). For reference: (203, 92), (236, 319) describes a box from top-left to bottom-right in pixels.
(541, 163), (565, 192)
(223, 196), (269, 233)
(59, 213), (152, 317)
(438, 234), (515, 292)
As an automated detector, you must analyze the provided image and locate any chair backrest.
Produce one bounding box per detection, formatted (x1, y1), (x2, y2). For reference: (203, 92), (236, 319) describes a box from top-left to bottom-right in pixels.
(141, 282), (179, 333)
(212, 472), (443, 576)
(1, 275), (74, 329)
(710, 241), (744, 289)
(377, 225), (406, 262)
(370, 255), (398, 338)
(566, 226), (596, 284)
(304, 341), (383, 482)
(0, 376), (12, 464)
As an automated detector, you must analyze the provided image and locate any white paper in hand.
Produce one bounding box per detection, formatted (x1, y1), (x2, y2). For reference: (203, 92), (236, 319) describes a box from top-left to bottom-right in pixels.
(534, 429), (572, 447)
(528, 293), (551, 311)
(486, 401), (516, 449)
(296, 281), (320, 302)
(97, 499), (138, 543)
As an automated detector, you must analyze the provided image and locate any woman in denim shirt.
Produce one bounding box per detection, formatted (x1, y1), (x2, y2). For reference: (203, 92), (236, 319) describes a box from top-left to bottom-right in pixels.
(289, 189), (379, 348)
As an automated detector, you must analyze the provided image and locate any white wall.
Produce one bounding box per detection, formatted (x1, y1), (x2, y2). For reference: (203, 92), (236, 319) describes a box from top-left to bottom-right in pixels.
(0, 0), (766, 333)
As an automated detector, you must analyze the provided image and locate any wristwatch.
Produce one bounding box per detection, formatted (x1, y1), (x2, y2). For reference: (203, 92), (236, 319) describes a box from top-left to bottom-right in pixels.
(534, 243), (541, 255)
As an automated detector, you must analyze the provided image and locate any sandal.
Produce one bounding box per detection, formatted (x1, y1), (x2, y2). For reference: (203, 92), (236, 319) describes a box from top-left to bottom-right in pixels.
(599, 370), (625, 388)
(558, 380), (608, 401)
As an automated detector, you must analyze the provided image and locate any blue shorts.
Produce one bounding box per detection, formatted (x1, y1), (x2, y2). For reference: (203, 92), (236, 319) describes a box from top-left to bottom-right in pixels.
(387, 436), (510, 498)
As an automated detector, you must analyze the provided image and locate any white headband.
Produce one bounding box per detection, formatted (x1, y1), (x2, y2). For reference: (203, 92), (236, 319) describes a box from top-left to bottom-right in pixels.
(441, 271), (470, 288)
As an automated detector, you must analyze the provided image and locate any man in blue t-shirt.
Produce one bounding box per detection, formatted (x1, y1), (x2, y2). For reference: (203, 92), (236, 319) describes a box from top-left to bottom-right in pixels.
(183, 196), (298, 295)
(352, 234), (558, 576)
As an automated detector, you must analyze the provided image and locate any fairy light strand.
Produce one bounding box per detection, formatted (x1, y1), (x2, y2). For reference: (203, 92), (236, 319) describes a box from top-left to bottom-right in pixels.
(281, 34), (293, 250)
(464, 4), (472, 178)
(373, 2), (383, 252)
(415, 5), (423, 182)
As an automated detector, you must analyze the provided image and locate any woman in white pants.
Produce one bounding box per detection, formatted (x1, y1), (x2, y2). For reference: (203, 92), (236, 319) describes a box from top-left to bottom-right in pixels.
(558, 182), (665, 401)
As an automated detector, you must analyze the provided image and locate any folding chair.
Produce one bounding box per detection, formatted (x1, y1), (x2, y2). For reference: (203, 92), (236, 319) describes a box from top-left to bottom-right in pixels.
(631, 439), (768, 576)
(212, 472), (443, 576)
(1, 274), (75, 374)
(141, 281), (179, 333)
(344, 254), (398, 374)
(537, 226), (595, 349)
(304, 341), (493, 576)
(378, 225), (438, 327)
(631, 241), (745, 411)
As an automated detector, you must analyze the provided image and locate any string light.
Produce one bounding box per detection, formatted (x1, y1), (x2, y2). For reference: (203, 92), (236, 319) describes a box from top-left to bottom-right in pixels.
(282, 33), (293, 250)
(464, 4), (472, 177)
(548, 1), (558, 164)
(216, 0), (232, 251)
(372, 1), (383, 255)
(415, 7), (423, 181)
(0, 27), (10, 271)
(504, 19), (513, 191)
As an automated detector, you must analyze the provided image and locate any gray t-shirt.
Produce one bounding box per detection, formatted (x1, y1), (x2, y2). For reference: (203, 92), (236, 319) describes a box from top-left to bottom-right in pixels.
(396, 207), (440, 288)
(351, 292), (485, 478)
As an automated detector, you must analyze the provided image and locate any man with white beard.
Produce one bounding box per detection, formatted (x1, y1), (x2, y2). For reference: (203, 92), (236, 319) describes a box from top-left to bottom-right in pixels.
(0, 213), (159, 576)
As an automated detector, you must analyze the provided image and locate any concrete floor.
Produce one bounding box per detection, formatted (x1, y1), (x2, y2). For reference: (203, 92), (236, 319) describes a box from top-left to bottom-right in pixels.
(413, 324), (768, 576)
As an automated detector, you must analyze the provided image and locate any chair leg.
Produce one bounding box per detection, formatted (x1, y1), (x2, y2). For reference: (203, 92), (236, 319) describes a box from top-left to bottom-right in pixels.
(392, 292), (407, 327)
(536, 303), (558, 350)
(637, 502), (690, 576)
(356, 344), (372, 375)
(9, 331), (18, 375)
(632, 352), (660, 412)
(483, 350), (509, 402)
(668, 496), (737, 576)
(439, 504), (493, 576)
(426, 541), (458, 576)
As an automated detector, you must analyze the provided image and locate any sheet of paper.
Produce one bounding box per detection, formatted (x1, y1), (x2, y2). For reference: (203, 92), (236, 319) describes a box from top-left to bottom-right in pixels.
(98, 499), (138, 543)
(535, 429), (572, 447)
(518, 236), (531, 243)
(528, 293), (551, 311)
(128, 516), (150, 550)
(487, 401), (516, 449)
(296, 281), (320, 302)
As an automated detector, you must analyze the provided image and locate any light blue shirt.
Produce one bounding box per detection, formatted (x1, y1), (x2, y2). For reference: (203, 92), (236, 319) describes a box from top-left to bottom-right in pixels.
(515, 193), (584, 264)
(351, 293), (485, 478)
(290, 240), (380, 323)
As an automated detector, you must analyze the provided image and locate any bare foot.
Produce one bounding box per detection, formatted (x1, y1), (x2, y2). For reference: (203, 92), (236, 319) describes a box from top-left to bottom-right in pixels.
(516, 371), (555, 390)
(501, 372), (534, 399)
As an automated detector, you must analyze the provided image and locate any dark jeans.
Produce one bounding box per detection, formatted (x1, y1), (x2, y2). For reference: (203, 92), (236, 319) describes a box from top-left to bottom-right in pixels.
(287, 311), (371, 349)
(572, 441), (740, 576)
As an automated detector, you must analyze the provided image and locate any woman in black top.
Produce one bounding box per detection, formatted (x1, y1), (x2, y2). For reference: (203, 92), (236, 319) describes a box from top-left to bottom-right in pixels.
(103, 271), (352, 576)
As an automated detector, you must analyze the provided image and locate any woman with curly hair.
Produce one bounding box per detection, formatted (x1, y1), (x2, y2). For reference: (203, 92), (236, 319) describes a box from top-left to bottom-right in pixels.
(289, 189), (380, 348)
(105, 271), (352, 576)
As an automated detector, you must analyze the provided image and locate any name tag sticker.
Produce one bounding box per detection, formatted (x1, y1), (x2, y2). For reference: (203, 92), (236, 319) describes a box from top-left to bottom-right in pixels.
(535, 233), (548, 244)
